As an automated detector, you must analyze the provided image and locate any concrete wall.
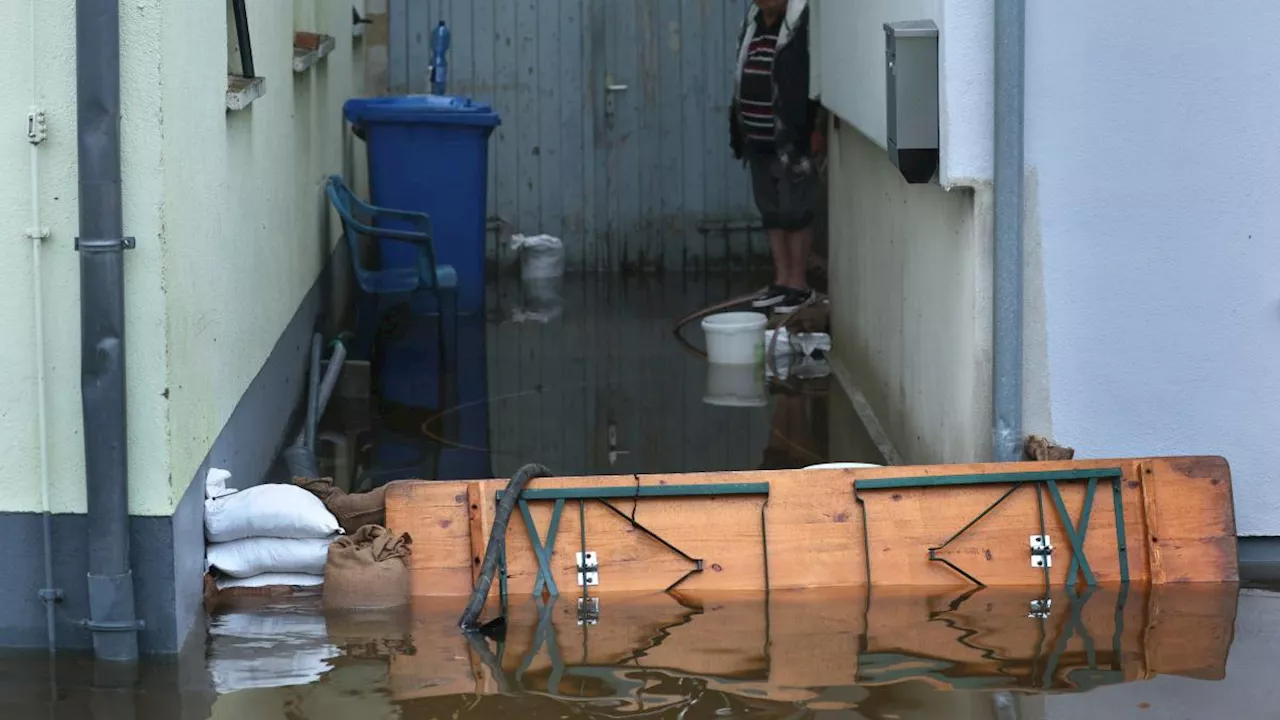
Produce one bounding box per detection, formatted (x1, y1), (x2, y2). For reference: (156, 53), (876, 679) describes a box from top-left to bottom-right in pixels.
(0, 0), (368, 650)
(816, 0), (1030, 465)
(826, 126), (996, 464)
(1026, 0), (1280, 536)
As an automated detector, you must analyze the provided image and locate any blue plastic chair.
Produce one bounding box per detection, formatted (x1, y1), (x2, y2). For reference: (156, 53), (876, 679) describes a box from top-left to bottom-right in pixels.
(325, 174), (458, 297)
(325, 174), (459, 361)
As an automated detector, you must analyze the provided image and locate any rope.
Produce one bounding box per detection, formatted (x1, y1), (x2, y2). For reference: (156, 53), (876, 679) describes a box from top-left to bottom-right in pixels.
(458, 462), (553, 632)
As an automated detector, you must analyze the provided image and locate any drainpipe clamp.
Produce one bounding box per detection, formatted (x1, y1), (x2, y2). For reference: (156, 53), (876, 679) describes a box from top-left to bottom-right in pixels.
(79, 618), (146, 632)
(75, 236), (136, 252)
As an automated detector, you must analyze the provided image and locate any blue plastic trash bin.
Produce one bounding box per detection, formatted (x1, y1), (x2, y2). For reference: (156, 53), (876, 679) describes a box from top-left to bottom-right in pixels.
(344, 95), (500, 315)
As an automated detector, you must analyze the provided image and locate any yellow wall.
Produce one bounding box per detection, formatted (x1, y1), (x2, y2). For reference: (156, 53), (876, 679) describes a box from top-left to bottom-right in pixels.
(159, 0), (364, 510)
(0, 0), (169, 514)
(0, 0), (367, 515)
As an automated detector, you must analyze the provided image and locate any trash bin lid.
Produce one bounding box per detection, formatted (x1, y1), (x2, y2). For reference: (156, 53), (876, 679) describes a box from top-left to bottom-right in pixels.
(344, 95), (501, 128)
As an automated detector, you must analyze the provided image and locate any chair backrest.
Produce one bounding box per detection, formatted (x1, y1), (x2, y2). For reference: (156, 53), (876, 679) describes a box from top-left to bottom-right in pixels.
(326, 175), (381, 292)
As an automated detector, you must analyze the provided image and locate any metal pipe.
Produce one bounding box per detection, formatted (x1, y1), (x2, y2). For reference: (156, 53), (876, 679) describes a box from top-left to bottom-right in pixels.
(992, 0), (1026, 463)
(231, 0), (255, 78)
(29, 0), (60, 654)
(305, 333), (321, 451)
(76, 0), (139, 662)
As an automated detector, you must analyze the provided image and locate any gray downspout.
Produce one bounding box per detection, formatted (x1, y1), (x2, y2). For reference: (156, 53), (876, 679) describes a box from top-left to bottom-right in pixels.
(76, 0), (140, 661)
(992, 0), (1025, 463)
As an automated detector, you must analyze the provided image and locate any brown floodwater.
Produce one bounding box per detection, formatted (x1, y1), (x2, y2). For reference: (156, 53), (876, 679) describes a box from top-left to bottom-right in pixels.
(4, 584), (1278, 719)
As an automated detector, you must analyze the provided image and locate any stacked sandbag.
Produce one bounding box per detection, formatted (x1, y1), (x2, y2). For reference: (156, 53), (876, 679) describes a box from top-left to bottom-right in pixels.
(205, 468), (341, 591)
(290, 476), (387, 534)
(323, 525), (413, 610)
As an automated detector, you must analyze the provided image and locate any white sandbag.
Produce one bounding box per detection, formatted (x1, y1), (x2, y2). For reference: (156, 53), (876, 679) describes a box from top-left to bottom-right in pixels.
(204, 468), (340, 543)
(215, 573), (325, 590)
(207, 536), (336, 578)
(509, 233), (565, 280)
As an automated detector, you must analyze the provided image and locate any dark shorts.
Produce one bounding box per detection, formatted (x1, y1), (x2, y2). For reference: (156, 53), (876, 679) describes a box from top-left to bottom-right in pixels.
(747, 150), (819, 232)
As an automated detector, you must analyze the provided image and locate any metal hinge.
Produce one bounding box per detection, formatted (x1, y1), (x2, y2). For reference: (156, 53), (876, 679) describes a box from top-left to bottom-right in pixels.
(1030, 535), (1054, 568)
(1028, 598), (1052, 619)
(577, 597), (600, 626)
(576, 551), (599, 587)
(27, 108), (47, 145)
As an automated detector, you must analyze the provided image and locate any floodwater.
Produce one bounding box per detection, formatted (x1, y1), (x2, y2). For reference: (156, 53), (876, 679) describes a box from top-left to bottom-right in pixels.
(5, 275), (1278, 718)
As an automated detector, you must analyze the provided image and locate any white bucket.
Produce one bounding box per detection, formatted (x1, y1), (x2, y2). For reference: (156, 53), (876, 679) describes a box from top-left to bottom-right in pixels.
(703, 362), (768, 408)
(804, 462), (883, 470)
(701, 312), (768, 365)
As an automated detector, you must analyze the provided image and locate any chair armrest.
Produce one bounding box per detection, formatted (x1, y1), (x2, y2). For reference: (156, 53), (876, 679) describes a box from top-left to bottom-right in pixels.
(344, 190), (433, 234)
(344, 215), (434, 246)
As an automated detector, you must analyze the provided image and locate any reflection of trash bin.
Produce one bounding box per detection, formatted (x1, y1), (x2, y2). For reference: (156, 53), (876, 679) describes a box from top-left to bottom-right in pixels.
(343, 95), (501, 315)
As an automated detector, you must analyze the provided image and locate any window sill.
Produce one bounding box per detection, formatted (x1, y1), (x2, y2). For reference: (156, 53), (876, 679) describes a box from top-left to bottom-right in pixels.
(294, 32), (336, 74)
(226, 75), (266, 112)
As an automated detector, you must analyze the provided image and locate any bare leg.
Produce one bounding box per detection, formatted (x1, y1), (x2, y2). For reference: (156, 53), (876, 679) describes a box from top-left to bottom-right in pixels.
(767, 228), (791, 287)
(785, 226), (813, 291)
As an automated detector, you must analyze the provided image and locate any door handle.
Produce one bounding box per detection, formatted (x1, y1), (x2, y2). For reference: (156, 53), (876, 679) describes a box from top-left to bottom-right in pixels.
(605, 75), (628, 118)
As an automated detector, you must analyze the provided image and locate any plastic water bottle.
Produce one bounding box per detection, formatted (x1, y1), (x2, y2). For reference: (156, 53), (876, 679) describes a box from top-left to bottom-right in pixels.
(430, 21), (450, 95)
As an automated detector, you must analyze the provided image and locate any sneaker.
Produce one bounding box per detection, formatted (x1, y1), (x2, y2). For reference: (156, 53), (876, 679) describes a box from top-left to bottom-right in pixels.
(751, 285), (790, 309)
(773, 288), (817, 315)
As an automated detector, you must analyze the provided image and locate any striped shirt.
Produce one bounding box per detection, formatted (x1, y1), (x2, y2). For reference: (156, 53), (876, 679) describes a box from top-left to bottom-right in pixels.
(738, 17), (780, 149)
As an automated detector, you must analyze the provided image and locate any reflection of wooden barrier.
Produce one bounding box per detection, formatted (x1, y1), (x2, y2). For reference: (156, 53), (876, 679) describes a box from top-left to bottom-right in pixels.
(387, 583), (1239, 703)
(386, 456), (1236, 598)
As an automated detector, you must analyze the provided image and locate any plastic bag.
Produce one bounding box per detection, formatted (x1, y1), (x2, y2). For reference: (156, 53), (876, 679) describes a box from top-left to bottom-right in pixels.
(207, 535), (336, 578)
(508, 233), (565, 280)
(324, 525), (413, 610)
(205, 468), (341, 543)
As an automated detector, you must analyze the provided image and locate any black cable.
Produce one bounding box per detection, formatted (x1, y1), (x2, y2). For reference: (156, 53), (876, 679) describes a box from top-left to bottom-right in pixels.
(458, 463), (553, 632)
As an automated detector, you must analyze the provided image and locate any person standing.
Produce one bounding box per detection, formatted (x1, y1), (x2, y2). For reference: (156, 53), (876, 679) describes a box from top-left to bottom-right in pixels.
(730, 0), (823, 314)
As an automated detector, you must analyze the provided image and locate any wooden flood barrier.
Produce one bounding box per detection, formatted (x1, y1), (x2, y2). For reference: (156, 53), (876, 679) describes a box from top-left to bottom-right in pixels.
(385, 456), (1237, 599)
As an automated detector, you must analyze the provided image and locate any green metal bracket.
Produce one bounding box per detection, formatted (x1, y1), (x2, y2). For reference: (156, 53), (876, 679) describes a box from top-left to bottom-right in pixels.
(497, 482), (771, 604)
(520, 498), (565, 597)
(855, 468), (1128, 588)
(500, 482), (771, 501)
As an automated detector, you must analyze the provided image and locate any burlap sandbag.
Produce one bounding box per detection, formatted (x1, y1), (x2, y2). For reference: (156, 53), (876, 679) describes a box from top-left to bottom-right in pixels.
(323, 525), (412, 610)
(291, 476), (387, 534)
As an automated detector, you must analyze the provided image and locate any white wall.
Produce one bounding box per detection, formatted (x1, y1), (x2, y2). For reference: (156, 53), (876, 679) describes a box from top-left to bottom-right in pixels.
(815, 0), (993, 186)
(1027, 0), (1280, 535)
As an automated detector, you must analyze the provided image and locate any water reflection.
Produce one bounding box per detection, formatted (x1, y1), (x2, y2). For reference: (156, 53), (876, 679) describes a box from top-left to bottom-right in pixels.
(386, 584), (1236, 709)
(1, 583), (1263, 718)
(321, 275), (874, 490)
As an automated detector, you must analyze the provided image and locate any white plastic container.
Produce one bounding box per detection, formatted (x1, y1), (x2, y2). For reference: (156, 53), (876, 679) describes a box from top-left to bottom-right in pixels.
(701, 312), (768, 365)
(703, 362), (768, 408)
